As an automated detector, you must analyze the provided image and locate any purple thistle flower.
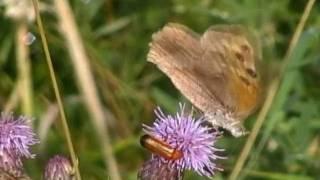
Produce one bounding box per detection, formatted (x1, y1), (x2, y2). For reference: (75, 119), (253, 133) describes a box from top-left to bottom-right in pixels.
(0, 112), (39, 178)
(0, 113), (39, 159)
(44, 155), (74, 180)
(140, 104), (224, 178)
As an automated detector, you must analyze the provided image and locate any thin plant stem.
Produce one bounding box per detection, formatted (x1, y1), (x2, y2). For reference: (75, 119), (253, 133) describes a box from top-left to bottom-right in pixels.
(53, 0), (121, 179)
(282, 0), (316, 67)
(229, 80), (279, 180)
(229, 0), (316, 179)
(30, 0), (81, 179)
(16, 22), (33, 116)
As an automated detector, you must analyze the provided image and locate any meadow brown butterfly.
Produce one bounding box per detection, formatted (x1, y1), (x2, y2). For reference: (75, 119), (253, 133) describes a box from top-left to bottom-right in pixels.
(147, 23), (262, 137)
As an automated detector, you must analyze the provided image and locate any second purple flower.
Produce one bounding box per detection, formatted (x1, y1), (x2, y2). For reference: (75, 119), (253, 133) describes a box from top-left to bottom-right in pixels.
(0, 112), (39, 177)
(139, 104), (225, 179)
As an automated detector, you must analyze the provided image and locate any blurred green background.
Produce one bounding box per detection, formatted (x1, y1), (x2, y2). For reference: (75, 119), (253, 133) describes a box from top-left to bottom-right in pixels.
(0, 0), (319, 179)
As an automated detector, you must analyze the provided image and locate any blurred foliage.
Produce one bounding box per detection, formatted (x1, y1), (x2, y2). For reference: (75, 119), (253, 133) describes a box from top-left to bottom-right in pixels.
(0, 0), (320, 179)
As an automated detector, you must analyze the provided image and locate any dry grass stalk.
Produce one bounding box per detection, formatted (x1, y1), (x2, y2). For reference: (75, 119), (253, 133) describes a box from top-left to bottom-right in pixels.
(53, 0), (121, 179)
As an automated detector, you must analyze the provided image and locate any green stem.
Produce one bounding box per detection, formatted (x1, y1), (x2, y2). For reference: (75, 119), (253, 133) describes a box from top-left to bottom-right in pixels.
(31, 0), (81, 179)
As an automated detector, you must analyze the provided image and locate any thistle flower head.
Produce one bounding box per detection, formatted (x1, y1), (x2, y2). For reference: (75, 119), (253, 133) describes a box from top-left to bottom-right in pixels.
(0, 112), (39, 178)
(0, 113), (39, 159)
(141, 104), (224, 178)
(44, 155), (74, 180)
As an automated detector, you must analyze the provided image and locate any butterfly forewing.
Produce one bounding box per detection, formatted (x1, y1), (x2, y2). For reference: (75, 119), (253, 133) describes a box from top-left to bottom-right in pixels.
(148, 23), (224, 114)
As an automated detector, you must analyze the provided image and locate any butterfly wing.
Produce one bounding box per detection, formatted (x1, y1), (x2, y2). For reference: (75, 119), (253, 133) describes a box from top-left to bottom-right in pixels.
(147, 23), (225, 113)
